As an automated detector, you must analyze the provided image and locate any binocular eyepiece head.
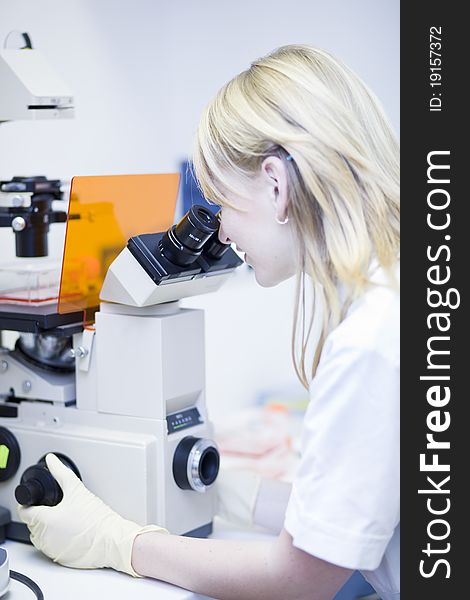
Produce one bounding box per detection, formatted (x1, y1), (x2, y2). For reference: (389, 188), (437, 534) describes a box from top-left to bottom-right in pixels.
(159, 205), (229, 266)
(123, 203), (242, 295)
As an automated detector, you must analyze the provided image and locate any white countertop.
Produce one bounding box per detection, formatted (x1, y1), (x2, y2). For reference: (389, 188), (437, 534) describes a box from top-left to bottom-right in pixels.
(2, 518), (275, 600)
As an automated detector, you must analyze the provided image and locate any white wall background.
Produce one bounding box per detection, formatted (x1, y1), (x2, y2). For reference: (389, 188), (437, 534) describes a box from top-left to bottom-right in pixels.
(0, 0), (399, 420)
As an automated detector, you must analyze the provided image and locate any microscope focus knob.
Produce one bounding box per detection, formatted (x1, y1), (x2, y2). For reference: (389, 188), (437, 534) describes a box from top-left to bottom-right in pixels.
(11, 216), (26, 232)
(173, 437), (220, 493)
(14, 475), (45, 506)
(15, 453), (81, 507)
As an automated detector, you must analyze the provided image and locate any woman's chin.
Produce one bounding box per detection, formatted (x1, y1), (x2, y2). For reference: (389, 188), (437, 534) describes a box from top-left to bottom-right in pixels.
(253, 268), (279, 288)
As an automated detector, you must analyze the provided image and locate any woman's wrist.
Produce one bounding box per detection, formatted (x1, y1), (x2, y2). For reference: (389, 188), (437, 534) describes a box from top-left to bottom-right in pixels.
(131, 526), (169, 577)
(130, 529), (147, 576)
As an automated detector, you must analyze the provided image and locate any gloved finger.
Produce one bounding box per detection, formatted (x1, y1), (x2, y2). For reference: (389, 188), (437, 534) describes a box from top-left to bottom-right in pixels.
(45, 453), (80, 495)
(16, 502), (50, 526)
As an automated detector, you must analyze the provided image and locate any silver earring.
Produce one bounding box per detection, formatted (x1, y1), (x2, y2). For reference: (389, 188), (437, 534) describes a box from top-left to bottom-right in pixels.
(275, 215), (289, 225)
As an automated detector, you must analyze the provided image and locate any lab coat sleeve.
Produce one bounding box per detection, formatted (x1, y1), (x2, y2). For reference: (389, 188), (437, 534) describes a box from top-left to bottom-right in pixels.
(284, 344), (399, 571)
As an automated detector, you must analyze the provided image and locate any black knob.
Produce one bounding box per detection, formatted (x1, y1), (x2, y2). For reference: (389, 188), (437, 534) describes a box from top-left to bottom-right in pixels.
(15, 477), (45, 506)
(15, 453), (81, 507)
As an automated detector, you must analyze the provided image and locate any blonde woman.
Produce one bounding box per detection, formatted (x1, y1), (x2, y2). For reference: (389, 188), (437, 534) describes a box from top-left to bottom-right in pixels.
(18, 45), (400, 600)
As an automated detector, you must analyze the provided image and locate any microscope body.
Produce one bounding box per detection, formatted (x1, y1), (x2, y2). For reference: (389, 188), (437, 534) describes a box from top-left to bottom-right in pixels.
(0, 301), (215, 541)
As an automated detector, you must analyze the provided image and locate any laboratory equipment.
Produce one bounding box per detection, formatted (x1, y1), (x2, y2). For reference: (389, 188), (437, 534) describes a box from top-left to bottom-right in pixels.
(0, 547), (7, 597)
(0, 176), (67, 258)
(0, 43), (74, 122)
(0, 174), (242, 542)
(0, 32), (242, 545)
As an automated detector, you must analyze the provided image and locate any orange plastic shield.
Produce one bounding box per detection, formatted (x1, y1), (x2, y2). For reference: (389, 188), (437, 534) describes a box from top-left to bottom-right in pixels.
(58, 174), (179, 315)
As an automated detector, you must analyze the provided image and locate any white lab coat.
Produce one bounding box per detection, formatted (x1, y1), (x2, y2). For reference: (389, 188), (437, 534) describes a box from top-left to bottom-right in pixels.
(284, 263), (400, 599)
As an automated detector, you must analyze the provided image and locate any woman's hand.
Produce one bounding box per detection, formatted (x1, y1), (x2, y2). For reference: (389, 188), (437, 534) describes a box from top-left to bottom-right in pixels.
(17, 453), (167, 576)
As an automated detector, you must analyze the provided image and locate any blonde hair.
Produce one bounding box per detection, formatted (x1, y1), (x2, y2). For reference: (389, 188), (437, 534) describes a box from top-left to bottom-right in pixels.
(192, 44), (400, 388)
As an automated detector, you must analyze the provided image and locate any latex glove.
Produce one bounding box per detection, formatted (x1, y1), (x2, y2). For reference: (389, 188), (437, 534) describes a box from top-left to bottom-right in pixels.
(215, 466), (262, 528)
(17, 453), (168, 576)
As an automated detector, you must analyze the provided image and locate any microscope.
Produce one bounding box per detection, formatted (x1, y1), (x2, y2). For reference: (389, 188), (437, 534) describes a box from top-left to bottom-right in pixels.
(0, 38), (242, 543)
(0, 174), (242, 542)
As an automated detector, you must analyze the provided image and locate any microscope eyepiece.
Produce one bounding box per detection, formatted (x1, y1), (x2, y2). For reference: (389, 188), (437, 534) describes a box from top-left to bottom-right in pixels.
(124, 203), (243, 289)
(160, 205), (219, 266)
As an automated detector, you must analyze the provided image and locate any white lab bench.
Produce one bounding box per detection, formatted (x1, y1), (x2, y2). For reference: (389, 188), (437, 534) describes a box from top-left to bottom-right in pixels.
(2, 518), (275, 599)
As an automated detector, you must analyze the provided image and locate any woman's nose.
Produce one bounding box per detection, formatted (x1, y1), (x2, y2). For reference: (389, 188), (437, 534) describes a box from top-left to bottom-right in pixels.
(218, 223), (231, 245)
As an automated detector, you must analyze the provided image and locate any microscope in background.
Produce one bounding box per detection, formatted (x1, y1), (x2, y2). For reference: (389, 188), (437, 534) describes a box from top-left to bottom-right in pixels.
(0, 36), (74, 302)
(0, 34), (74, 123)
(0, 30), (75, 544)
(0, 173), (242, 542)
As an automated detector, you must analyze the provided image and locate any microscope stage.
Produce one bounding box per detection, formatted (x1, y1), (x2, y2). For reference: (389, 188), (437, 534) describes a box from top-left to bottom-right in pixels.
(0, 304), (87, 334)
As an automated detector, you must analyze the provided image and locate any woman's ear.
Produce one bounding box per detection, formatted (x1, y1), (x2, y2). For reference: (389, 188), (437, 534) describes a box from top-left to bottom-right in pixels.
(261, 156), (289, 222)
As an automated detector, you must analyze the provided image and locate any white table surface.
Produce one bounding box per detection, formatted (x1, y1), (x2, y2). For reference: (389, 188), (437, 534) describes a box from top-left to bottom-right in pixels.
(2, 518), (275, 600)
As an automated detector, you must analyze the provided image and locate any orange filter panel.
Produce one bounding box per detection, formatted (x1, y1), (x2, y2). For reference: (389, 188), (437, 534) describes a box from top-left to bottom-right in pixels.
(58, 173), (179, 315)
